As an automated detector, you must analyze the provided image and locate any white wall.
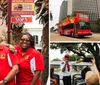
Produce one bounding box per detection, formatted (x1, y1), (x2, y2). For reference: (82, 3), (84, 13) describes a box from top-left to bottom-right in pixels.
(27, 28), (42, 49)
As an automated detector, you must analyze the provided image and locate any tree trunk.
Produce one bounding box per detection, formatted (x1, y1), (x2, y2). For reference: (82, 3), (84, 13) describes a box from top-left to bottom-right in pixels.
(85, 43), (100, 71)
(41, 23), (49, 85)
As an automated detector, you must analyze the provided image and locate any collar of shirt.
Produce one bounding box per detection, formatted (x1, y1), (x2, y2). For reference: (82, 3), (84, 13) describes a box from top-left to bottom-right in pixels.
(0, 45), (4, 50)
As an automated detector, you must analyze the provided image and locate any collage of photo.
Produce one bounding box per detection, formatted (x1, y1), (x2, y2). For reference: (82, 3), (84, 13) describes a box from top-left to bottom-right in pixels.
(0, 0), (100, 85)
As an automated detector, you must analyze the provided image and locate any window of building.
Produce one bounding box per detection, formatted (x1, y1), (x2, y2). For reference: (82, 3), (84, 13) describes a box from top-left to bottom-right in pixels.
(33, 35), (38, 44)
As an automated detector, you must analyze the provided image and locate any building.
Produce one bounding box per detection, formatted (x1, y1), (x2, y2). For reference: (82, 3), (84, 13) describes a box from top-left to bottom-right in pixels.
(59, 0), (68, 22)
(59, 0), (100, 32)
(27, 28), (42, 52)
(71, 0), (99, 31)
(72, 0), (99, 22)
(97, 0), (100, 18)
(59, 0), (99, 22)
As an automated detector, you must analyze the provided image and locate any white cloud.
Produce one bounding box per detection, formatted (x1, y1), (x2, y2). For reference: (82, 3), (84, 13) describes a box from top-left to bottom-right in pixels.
(50, 49), (66, 61)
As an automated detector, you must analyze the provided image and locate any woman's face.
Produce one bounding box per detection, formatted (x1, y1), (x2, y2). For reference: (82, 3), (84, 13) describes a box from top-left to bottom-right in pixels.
(19, 35), (31, 49)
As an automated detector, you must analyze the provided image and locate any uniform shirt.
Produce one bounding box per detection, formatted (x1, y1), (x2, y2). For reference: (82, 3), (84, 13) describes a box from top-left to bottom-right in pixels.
(61, 61), (76, 76)
(15, 46), (44, 85)
(0, 45), (19, 85)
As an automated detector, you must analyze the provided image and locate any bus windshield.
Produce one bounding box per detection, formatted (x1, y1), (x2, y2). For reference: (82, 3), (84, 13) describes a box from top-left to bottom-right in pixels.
(78, 21), (91, 29)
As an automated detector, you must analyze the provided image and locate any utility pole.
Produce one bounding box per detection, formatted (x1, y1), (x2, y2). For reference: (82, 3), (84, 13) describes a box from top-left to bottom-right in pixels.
(8, 0), (12, 44)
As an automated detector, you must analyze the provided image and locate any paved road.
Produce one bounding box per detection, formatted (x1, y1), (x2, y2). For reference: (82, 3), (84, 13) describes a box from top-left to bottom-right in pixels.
(50, 32), (100, 42)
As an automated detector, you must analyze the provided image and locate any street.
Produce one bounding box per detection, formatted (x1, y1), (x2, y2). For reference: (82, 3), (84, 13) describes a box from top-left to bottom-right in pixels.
(50, 32), (100, 41)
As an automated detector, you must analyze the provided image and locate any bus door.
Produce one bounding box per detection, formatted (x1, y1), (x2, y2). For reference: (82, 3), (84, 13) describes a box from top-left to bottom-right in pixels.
(73, 23), (78, 37)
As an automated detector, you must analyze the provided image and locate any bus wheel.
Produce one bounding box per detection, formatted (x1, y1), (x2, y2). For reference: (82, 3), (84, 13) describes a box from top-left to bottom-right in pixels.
(60, 32), (62, 35)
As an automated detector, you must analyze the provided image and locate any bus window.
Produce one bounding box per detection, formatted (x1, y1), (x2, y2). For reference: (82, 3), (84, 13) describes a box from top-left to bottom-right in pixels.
(62, 23), (74, 30)
(78, 22), (91, 29)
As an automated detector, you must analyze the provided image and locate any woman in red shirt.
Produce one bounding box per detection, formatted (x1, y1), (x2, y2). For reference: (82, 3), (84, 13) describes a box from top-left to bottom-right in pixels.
(6, 32), (44, 85)
(16, 32), (44, 85)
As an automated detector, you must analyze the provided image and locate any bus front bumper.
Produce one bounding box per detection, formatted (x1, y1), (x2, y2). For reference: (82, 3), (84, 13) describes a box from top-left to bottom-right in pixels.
(78, 32), (92, 36)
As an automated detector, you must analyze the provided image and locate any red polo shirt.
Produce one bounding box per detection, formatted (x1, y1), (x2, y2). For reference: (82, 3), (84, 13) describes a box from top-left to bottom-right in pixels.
(0, 45), (19, 85)
(15, 46), (44, 85)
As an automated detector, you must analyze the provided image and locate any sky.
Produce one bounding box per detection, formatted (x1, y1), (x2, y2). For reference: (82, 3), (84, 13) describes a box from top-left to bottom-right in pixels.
(50, 0), (64, 28)
(50, 49), (66, 61)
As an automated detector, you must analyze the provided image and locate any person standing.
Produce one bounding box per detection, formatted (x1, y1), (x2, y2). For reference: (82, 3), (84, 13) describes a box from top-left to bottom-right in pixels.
(61, 54), (71, 85)
(14, 32), (44, 85)
(0, 45), (19, 85)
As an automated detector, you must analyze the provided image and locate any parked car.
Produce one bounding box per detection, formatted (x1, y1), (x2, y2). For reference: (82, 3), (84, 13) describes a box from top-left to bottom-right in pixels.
(53, 28), (58, 34)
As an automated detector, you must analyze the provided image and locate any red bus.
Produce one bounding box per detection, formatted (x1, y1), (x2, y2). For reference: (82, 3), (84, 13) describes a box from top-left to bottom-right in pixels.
(58, 13), (92, 37)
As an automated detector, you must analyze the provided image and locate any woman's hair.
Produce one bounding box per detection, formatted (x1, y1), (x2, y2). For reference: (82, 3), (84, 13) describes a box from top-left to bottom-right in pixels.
(50, 68), (54, 78)
(21, 32), (35, 48)
(81, 66), (91, 79)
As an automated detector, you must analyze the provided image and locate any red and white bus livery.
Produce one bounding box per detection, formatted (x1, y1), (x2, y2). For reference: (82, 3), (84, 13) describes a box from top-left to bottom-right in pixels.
(58, 13), (92, 37)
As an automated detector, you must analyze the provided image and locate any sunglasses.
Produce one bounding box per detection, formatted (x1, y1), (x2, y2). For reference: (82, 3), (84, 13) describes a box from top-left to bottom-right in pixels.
(20, 39), (30, 42)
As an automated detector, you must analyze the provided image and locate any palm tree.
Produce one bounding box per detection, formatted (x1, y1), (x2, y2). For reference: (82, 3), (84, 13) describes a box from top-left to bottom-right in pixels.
(35, 0), (49, 85)
(0, 0), (7, 25)
(11, 23), (24, 45)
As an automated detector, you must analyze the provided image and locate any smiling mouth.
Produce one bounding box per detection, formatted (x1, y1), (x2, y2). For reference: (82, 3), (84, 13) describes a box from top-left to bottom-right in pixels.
(22, 43), (27, 47)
